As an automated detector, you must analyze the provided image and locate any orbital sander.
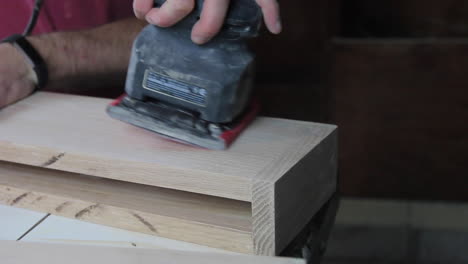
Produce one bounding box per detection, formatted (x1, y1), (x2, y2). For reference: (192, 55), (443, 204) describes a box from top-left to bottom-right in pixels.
(107, 0), (263, 150)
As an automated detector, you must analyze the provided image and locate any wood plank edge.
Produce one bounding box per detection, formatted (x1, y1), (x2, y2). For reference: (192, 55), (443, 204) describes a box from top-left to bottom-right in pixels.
(250, 126), (337, 255)
(0, 184), (254, 254)
(251, 180), (275, 256)
(0, 142), (252, 202)
(274, 129), (338, 253)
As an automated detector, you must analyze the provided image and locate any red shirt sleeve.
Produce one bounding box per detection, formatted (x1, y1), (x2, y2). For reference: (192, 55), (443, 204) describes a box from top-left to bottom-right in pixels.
(0, 0), (135, 38)
(39, 0), (135, 33)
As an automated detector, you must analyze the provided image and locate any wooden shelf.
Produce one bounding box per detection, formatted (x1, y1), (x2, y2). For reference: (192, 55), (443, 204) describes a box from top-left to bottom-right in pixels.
(0, 161), (252, 253)
(0, 92), (338, 255)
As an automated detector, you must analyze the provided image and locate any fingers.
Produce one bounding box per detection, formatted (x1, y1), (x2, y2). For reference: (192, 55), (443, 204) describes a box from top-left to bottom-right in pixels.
(255, 0), (282, 34)
(191, 0), (230, 44)
(144, 0), (195, 27)
(133, 0), (154, 19)
(135, 0), (282, 45)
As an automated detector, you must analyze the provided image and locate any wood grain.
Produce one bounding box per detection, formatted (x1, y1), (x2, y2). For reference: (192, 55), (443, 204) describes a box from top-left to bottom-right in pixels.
(0, 241), (305, 264)
(252, 128), (338, 255)
(0, 161), (253, 253)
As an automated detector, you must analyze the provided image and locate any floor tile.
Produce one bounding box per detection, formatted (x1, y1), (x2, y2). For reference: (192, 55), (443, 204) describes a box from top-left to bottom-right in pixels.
(0, 205), (47, 240)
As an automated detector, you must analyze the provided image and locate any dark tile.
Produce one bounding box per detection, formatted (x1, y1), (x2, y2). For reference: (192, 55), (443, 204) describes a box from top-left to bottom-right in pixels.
(324, 226), (408, 261)
(418, 230), (468, 263)
(323, 258), (404, 264)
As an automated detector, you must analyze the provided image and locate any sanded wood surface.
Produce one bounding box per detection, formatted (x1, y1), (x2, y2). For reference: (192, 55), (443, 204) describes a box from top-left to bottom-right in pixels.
(0, 161), (252, 253)
(0, 242), (305, 264)
(0, 92), (335, 202)
(0, 92), (338, 255)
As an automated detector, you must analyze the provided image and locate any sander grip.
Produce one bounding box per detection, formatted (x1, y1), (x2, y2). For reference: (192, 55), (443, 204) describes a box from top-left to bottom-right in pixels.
(152, 0), (262, 35)
(153, 0), (203, 19)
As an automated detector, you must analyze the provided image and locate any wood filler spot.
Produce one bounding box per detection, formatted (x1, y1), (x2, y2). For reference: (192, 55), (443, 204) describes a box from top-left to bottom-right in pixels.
(10, 192), (30, 205)
(33, 196), (45, 203)
(132, 213), (158, 233)
(42, 152), (66, 167)
(75, 204), (100, 219)
(55, 201), (71, 212)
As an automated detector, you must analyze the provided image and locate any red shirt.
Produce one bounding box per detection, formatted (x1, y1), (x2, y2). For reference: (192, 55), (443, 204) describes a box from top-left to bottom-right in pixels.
(1, 0), (134, 39)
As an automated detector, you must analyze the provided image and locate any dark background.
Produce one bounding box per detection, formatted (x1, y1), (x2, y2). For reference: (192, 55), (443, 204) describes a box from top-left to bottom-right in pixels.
(251, 0), (468, 201)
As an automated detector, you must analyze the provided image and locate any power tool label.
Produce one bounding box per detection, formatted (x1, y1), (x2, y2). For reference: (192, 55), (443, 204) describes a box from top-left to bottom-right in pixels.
(143, 70), (207, 107)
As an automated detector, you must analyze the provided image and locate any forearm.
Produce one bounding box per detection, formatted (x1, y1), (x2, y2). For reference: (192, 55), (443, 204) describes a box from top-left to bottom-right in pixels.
(28, 17), (147, 93)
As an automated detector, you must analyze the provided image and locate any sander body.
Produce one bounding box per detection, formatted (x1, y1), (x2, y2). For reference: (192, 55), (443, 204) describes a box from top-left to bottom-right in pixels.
(108, 0), (262, 149)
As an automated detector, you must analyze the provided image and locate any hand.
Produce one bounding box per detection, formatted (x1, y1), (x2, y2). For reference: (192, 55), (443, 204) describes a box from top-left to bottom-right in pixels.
(133, 0), (281, 45)
(0, 43), (37, 108)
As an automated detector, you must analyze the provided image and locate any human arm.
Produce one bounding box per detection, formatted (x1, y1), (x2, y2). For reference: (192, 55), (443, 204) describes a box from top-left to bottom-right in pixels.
(0, 17), (146, 108)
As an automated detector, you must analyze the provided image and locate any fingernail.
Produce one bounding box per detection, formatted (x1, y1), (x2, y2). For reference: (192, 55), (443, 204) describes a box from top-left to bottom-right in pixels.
(134, 10), (144, 19)
(146, 14), (159, 25)
(192, 35), (209, 45)
(274, 19), (282, 34)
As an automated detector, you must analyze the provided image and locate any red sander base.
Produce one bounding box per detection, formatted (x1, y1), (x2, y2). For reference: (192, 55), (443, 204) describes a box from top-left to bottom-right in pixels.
(107, 94), (259, 150)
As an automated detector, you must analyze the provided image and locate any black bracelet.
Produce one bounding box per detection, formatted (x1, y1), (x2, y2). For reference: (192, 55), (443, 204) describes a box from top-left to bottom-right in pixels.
(1, 34), (49, 90)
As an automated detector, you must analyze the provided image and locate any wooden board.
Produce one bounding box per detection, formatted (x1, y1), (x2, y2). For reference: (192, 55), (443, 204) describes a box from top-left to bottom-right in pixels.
(22, 215), (230, 253)
(0, 205), (47, 240)
(0, 161), (252, 253)
(0, 241), (305, 264)
(0, 92), (338, 255)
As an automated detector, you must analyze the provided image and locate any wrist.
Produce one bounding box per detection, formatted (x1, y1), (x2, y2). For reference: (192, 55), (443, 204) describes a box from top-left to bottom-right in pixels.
(22, 55), (39, 86)
(2, 34), (48, 90)
(9, 45), (39, 86)
(27, 34), (75, 85)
